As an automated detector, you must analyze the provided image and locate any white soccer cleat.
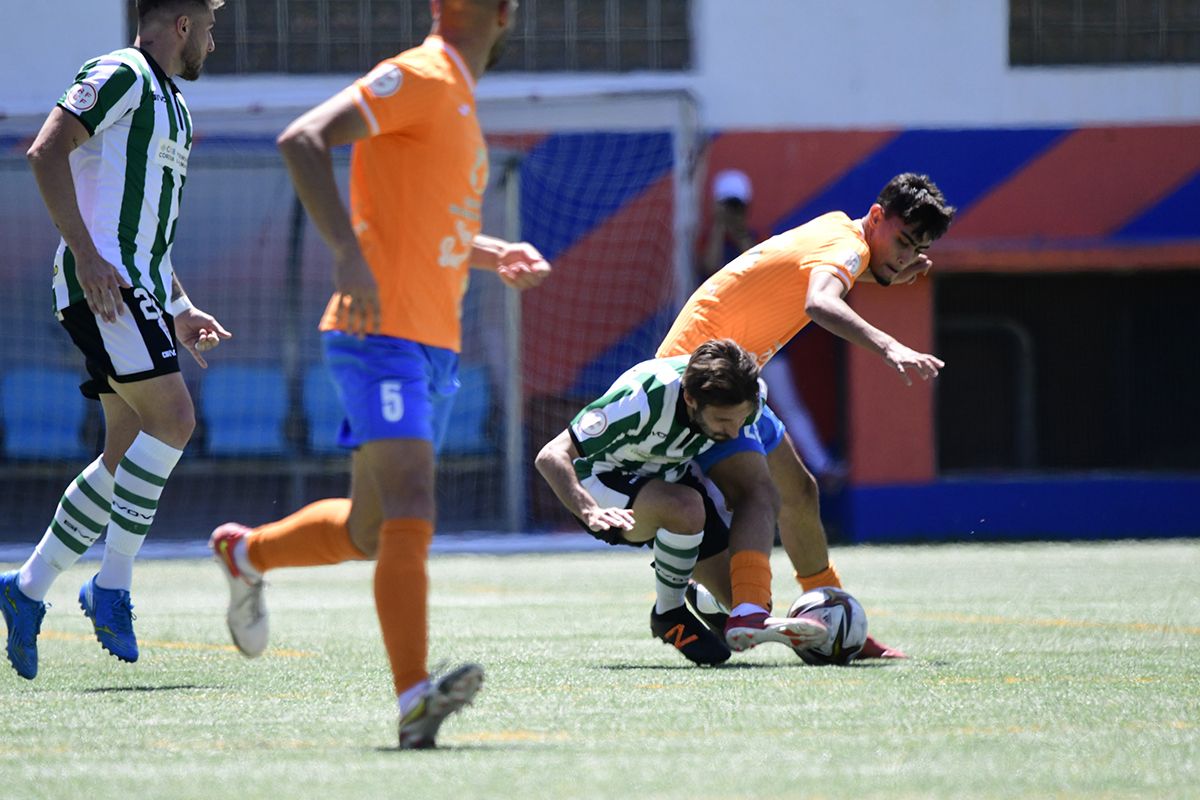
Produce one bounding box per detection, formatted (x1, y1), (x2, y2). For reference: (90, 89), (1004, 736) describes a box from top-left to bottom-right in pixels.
(210, 523), (269, 658)
(724, 611), (828, 653)
(398, 663), (485, 750)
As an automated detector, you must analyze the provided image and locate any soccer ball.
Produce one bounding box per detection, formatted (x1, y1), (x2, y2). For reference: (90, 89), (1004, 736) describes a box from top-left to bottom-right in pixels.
(787, 587), (867, 666)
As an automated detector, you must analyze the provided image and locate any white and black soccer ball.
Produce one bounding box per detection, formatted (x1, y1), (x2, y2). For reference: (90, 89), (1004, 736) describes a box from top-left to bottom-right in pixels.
(787, 587), (867, 666)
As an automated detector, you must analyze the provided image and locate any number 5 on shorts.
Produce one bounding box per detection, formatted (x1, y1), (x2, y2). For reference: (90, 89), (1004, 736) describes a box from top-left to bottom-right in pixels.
(381, 381), (404, 422)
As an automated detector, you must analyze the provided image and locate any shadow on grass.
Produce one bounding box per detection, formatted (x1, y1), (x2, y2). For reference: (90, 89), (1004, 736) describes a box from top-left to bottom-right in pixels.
(600, 660), (906, 671)
(373, 743), (525, 754)
(83, 684), (213, 693)
(599, 662), (777, 671)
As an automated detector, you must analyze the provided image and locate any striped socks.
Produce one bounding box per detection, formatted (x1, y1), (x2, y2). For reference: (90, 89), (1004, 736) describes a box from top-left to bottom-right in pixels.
(96, 433), (183, 591)
(17, 457), (115, 601)
(653, 529), (702, 614)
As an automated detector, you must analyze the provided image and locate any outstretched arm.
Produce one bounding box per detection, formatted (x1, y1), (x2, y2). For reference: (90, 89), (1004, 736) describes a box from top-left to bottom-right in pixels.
(470, 234), (551, 290)
(535, 430), (634, 532)
(277, 89), (379, 336)
(805, 271), (944, 386)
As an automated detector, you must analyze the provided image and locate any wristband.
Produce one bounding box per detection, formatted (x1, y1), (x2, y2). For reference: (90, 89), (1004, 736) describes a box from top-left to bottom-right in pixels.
(165, 295), (195, 316)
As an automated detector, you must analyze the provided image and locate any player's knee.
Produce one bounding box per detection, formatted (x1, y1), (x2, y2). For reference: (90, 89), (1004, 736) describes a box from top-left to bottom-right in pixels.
(674, 489), (707, 535)
(781, 467), (820, 512)
(655, 485), (705, 534)
(348, 518), (380, 559)
(746, 480), (782, 521)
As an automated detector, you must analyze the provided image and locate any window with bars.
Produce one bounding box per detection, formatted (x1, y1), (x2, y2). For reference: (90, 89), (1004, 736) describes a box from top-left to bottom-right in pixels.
(1010, 0), (1200, 65)
(127, 0), (691, 74)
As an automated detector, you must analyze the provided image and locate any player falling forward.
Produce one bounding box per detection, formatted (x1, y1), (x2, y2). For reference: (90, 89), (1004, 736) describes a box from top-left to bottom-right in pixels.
(535, 339), (828, 665)
(658, 173), (956, 657)
(1, 0), (230, 680)
(208, 0), (549, 749)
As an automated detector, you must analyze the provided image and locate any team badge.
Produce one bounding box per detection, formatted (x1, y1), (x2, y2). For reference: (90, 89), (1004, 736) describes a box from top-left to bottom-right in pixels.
(364, 64), (402, 98)
(578, 410), (608, 437)
(65, 82), (98, 112)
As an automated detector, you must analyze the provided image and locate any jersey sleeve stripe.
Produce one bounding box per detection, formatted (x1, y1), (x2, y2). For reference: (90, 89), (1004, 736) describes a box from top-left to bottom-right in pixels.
(811, 264), (854, 291)
(352, 85), (381, 136)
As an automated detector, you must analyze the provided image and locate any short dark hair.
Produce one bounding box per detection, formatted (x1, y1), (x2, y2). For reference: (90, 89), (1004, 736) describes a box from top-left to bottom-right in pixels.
(877, 173), (955, 241)
(137, 0), (222, 20)
(682, 339), (760, 410)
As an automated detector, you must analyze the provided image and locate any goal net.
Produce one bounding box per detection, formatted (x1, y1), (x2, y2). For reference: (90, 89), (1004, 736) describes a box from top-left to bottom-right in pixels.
(0, 89), (699, 543)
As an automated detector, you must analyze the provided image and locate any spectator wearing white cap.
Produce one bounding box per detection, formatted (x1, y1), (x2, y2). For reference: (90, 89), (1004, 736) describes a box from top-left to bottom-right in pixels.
(700, 169), (759, 281)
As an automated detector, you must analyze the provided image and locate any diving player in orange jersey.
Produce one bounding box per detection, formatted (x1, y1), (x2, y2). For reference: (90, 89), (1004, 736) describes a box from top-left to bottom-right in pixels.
(209, 0), (550, 749)
(658, 173), (955, 658)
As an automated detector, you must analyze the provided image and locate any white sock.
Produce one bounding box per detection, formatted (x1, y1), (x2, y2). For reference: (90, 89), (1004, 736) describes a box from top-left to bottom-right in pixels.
(692, 582), (730, 615)
(96, 433), (183, 591)
(17, 457), (114, 601)
(232, 538), (262, 581)
(653, 529), (702, 614)
(397, 679), (431, 716)
(731, 603), (769, 617)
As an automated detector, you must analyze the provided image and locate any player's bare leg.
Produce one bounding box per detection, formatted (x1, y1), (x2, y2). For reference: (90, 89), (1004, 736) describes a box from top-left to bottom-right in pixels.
(766, 435), (907, 659)
(706, 453), (825, 651)
(355, 437), (482, 748)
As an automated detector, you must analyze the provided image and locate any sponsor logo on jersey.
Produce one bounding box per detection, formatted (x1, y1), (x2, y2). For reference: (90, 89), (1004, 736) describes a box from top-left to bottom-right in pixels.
(161, 349), (177, 359)
(578, 410), (608, 437)
(841, 250), (863, 274)
(154, 138), (190, 176)
(65, 82), (99, 112)
(364, 64), (402, 97)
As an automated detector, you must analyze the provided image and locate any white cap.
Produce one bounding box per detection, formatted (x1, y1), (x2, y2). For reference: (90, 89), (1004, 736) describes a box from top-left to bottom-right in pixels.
(713, 169), (752, 204)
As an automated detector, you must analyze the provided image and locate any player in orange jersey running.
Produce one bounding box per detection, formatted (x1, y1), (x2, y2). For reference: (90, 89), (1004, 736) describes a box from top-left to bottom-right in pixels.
(658, 173), (955, 659)
(209, 0), (549, 749)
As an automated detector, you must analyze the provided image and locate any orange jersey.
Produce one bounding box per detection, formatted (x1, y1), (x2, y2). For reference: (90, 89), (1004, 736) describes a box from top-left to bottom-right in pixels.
(657, 212), (870, 366)
(319, 36), (488, 351)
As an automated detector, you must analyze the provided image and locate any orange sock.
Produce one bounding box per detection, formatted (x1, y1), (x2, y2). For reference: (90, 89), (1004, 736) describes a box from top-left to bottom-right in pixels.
(797, 563), (844, 592)
(246, 498), (364, 573)
(730, 550), (773, 611)
(374, 518), (434, 695)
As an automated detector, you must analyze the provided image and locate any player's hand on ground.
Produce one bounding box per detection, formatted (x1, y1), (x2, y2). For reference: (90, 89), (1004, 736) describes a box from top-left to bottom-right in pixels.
(76, 252), (131, 323)
(582, 505), (635, 533)
(892, 253), (932, 285)
(173, 307), (233, 368)
(496, 242), (551, 290)
(333, 250), (381, 337)
(882, 342), (944, 385)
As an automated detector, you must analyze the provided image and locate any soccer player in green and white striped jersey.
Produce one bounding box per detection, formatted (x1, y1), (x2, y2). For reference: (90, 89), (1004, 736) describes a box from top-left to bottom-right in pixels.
(536, 339), (828, 665)
(0, 0), (230, 681)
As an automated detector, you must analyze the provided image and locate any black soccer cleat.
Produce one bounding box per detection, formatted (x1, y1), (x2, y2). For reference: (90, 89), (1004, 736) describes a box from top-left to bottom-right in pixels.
(684, 580), (730, 636)
(650, 603), (731, 666)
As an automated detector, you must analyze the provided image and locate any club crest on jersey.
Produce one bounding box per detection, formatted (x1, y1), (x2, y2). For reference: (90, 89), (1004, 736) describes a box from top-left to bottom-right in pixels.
(364, 64), (402, 97)
(65, 82), (98, 112)
(578, 410), (608, 437)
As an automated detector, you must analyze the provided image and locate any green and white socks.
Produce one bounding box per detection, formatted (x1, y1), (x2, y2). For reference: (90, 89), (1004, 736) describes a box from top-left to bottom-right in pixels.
(17, 456), (115, 601)
(652, 529), (702, 614)
(96, 433), (183, 591)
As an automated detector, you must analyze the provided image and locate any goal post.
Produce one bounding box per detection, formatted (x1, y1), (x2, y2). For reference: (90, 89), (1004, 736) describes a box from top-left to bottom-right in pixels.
(0, 89), (701, 541)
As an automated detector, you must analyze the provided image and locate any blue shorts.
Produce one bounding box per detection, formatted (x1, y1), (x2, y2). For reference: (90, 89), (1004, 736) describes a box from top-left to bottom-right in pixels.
(692, 404), (786, 473)
(321, 332), (459, 451)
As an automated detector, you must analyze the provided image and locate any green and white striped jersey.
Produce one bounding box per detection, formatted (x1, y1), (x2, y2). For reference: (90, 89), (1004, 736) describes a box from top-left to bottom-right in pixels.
(569, 355), (764, 483)
(51, 47), (193, 311)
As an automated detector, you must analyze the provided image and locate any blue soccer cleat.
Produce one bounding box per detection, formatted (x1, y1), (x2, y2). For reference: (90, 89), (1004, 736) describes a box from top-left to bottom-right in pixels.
(1, 570), (48, 680)
(79, 575), (138, 663)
